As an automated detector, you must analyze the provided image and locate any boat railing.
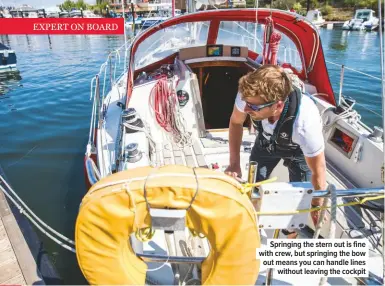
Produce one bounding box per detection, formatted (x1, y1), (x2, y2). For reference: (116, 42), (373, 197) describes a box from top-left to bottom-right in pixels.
(326, 59), (382, 130)
(87, 39), (132, 161)
(283, 47), (382, 128)
(133, 185), (383, 263)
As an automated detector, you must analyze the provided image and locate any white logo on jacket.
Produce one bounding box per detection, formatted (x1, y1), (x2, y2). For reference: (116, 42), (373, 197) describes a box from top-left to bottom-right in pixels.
(280, 132), (288, 139)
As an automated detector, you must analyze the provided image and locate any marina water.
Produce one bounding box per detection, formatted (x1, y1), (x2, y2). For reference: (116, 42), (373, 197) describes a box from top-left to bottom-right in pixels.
(0, 29), (383, 284)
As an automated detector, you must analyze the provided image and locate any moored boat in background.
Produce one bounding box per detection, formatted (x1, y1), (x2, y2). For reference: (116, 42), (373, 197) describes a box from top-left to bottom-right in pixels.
(342, 9), (379, 31)
(0, 42), (17, 71)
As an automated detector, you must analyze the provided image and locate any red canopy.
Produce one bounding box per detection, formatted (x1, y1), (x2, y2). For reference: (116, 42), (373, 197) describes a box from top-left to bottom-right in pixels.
(126, 9), (336, 106)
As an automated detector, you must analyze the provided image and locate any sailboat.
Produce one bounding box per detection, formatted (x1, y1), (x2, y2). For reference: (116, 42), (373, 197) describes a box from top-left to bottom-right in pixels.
(79, 8), (384, 285)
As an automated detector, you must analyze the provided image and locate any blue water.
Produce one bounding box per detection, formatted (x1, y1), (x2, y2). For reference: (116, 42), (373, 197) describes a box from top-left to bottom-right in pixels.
(0, 29), (383, 284)
(320, 29), (383, 125)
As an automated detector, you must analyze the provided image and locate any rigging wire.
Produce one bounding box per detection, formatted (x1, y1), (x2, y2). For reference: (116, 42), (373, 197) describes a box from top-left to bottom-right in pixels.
(254, 0), (259, 53)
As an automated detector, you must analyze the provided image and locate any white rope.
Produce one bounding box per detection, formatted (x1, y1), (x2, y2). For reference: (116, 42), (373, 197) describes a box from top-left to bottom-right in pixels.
(168, 79), (193, 149)
(146, 256), (171, 272)
(0, 176), (76, 252)
(123, 120), (158, 167)
(319, 95), (361, 133)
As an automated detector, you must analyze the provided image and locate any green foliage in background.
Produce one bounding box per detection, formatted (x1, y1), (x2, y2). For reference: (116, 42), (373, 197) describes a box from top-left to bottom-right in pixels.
(59, 0), (109, 14)
(59, 0), (384, 19)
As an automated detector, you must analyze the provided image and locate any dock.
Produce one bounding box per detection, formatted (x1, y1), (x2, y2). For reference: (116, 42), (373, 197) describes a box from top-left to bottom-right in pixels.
(0, 165), (62, 285)
(320, 21), (345, 29)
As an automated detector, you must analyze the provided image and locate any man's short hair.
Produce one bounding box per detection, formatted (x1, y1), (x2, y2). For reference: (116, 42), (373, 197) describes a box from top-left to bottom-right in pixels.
(238, 65), (293, 103)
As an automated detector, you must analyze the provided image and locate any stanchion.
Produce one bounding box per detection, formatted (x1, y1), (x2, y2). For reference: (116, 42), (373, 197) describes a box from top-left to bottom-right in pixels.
(247, 161), (257, 199)
(265, 229), (280, 285)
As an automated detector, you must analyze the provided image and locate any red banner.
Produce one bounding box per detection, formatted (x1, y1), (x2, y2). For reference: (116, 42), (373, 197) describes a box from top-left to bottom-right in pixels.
(0, 18), (125, 35)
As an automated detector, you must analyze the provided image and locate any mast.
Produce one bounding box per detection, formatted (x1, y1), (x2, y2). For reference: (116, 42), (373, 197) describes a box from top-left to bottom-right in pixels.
(172, 0), (175, 17)
(378, 0), (385, 280)
(131, 2), (135, 35)
(122, 0), (127, 50)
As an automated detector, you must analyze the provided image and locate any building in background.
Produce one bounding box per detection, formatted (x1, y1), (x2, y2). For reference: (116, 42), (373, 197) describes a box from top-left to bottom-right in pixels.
(109, 0), (187, 14)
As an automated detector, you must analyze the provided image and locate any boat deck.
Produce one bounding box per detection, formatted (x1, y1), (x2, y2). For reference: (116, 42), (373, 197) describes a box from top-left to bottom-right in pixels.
(137, 129), (383, 285)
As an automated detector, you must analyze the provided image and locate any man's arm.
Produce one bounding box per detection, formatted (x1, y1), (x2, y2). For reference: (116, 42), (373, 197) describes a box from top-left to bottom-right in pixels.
(305, 151), (327, 205)
(227, 105), (247, 176)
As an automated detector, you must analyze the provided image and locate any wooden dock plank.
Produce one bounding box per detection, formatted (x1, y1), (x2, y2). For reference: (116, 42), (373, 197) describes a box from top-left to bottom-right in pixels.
(0, 222), (11, 253)
(0, 257), (22, 284)
(3, 273), (26, 285)
(0, 171), (47, 285)
(2, 212), (44, 285)
(0, 246), (15, 267)
(0, 187), (11, 218)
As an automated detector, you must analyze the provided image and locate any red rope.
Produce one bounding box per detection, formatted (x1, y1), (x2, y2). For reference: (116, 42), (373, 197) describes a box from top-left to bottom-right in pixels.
(262, 16), (282, 66)
(269, 32), (282, 65)
(149, 77), (179, 135)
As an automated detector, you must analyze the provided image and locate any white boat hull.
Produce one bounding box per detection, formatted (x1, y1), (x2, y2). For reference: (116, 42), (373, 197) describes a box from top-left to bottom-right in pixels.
(0, 63), (17, 70)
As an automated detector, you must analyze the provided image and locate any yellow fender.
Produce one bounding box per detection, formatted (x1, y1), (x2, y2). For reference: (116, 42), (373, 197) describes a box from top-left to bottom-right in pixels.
(75, 165), (260, 285)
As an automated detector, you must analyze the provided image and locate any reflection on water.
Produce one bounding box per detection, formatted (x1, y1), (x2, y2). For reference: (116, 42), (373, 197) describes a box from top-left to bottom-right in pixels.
(318, 29), (382, 126)
(0, 70), (22, 95)
(329, 31), (348, 51)
(0, 28), (383, 284)
(0, 34), (126, 285)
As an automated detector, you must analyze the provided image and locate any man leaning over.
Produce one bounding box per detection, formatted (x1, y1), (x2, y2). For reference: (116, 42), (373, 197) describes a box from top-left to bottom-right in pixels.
(225, 65), (327, 237)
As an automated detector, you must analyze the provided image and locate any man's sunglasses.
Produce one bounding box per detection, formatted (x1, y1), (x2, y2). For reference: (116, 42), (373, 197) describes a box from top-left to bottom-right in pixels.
(246, 101), (276, 112)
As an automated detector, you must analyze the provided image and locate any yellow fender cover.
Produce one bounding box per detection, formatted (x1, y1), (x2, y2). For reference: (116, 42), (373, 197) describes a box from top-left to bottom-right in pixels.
(75, 165), (260, 285)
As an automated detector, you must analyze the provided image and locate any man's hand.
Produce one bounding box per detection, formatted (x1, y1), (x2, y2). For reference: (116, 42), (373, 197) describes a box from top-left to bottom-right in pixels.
(310, 209), (321, 226)
(305, 153), (327, 227)
(310, 204), (328, 227)
(225, 164), (242, 179)
(227, 105), (246, 180)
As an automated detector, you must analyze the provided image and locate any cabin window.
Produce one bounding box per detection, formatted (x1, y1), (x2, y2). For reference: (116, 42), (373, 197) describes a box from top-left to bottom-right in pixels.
(215, 21), (303, 72)
(134, 22), (210, 69)
(329, 126), (358, 158)
(356, 11), (371, 20)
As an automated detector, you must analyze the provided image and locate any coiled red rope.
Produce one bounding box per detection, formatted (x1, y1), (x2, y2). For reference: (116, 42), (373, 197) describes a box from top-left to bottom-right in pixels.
(262, 16), (282, 65)
(149, 76), (183, 138)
